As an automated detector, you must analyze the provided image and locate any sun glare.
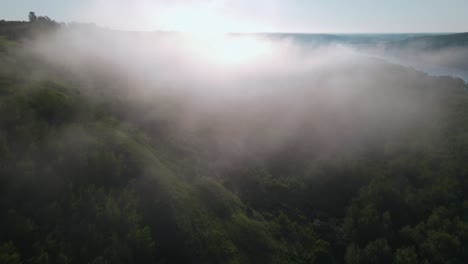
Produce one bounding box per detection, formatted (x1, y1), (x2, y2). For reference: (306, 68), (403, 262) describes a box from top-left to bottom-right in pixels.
(185, 34), (273, 65)
(146, 5), (275, 65)
(158, 6), (238, 34)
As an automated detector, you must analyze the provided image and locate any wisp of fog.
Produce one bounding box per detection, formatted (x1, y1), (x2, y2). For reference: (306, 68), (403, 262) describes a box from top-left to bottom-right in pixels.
(23, 26), (463, 166)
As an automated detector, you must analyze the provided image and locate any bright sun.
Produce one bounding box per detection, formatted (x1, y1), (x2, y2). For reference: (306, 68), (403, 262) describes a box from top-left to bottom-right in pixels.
(185, 34), (273, 65)
(156, 6), (273, 65)
(158, 6), (244, 34)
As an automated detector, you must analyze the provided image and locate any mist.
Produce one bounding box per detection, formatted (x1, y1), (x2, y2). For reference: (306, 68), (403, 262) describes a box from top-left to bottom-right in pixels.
(21, 26), (464, 168)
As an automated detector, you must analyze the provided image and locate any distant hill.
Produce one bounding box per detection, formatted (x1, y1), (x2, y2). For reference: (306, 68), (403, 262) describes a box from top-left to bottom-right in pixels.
(256, 33), (436, 47)
(254, 32), (468, 50)
(386, 32), (468, 50)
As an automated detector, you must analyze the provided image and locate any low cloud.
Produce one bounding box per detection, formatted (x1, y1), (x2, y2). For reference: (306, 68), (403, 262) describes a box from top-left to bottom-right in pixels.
(23, 26), (466, 165)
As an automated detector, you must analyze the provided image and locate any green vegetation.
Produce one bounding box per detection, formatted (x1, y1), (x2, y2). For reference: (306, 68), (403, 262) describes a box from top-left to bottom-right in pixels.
(0, 19), (467, 263)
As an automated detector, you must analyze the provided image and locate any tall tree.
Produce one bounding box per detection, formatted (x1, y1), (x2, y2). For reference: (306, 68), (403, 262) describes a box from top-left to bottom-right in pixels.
(28, 12), (37, 23)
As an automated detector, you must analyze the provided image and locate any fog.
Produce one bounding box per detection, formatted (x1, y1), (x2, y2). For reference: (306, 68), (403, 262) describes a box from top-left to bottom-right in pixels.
(23, 26), (466, 166)
(370, 47), (468, 82)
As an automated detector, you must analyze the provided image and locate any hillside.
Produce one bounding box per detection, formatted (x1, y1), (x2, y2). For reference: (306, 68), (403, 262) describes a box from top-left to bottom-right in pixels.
(0, 21), (467, 264)
(387, 32), (468, 50)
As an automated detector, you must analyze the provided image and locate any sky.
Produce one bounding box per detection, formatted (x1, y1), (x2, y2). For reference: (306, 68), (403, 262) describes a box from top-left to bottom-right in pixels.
(1, 0), (467, 33)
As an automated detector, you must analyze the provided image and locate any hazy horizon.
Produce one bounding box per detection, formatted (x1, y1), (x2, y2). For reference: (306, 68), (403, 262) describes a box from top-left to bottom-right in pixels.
(2, 0), (468, 33)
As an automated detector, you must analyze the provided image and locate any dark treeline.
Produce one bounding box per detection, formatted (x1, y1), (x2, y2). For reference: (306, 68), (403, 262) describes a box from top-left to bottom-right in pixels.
(0, 16), (467, 264)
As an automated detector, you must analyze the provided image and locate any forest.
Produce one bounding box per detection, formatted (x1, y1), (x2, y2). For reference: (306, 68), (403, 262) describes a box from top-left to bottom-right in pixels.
(0, 16), (467, 264)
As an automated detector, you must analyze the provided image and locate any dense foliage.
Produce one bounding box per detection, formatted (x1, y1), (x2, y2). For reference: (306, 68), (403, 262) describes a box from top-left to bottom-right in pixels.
(0, 20), (467, 263)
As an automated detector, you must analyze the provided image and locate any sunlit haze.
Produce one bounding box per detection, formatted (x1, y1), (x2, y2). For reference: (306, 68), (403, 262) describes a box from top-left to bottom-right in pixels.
(1, 1), (468, 263)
